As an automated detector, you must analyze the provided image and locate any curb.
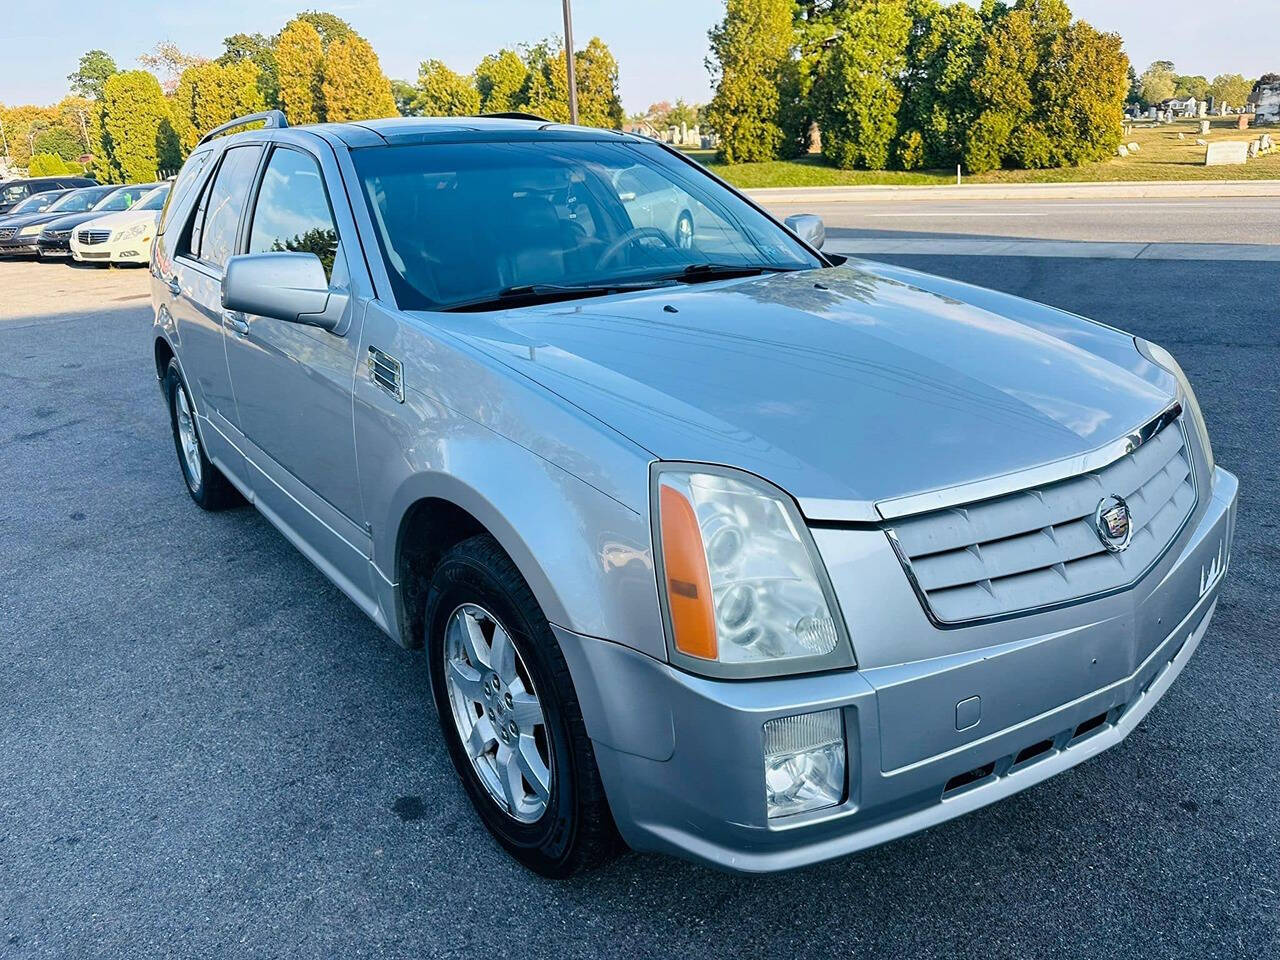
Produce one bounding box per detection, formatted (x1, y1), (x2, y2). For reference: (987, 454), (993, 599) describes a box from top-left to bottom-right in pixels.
(745, 179), (1280, 204)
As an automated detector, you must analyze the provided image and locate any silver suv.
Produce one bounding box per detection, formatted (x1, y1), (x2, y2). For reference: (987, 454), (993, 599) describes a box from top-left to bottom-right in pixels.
(151, 111), (1237, 876)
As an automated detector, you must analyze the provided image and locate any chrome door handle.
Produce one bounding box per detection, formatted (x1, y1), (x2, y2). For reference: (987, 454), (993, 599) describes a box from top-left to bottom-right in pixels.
(222, 311), (250, 335)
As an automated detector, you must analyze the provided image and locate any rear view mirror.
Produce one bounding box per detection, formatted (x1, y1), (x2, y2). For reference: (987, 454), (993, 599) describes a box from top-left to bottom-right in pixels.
(784, 213), (825, 251)
(222, 252), (346, 333)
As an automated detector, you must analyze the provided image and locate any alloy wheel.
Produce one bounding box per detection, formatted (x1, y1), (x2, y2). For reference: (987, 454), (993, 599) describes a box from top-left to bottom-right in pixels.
(442, 603), (552, 823)
(175, 385), (202, 488)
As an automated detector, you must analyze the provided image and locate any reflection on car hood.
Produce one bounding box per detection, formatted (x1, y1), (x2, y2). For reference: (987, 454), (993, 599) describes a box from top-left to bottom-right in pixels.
(427, 261), (1178, 516)
(74, 208), (160, 232)
(41, 210), (123, 232)
(0, 210), (67, 230)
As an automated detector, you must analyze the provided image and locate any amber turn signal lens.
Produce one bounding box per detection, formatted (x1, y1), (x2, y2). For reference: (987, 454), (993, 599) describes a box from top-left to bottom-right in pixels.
(659, 483), (717, 660)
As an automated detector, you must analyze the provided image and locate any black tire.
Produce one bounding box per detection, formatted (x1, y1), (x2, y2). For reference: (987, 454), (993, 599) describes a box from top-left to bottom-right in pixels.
(424, 534), (623, 877)
(163, 358), (242, 511)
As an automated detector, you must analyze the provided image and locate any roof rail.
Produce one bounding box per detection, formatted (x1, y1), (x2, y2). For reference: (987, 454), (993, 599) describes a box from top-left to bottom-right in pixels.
(479, 112), (552, 123)
(197, 109), (289, 146)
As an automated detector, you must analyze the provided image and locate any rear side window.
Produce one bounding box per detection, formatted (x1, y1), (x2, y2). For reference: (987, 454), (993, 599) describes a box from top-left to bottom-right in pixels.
(159, 151), (212, 232)
(187, 145), (262, 270)
(247, 147), (339, 281)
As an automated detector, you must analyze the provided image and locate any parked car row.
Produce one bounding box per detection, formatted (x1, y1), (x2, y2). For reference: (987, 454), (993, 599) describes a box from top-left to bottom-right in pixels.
(0, 180), (170, 266)
(0, 174), (98, 214)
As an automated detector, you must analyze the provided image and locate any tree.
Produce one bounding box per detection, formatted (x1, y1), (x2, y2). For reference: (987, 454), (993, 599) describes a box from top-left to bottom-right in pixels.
(897, 0), (986, 169)
(411, 61), (480, 117)
(293, 11), (354, 48)
(1173, 74), (1208, 101)
(1138, 60), (1176, 105)
(28, 154), (73, 176)
(474, 49), (528, 114)
(321, 35), (398, 122)
(277, 18), (326, 123)
(705, 0), (796, 163)
(67, 50), (117, 100)
(0, 104), (60, 167)
(220, 33), (280, 108)
(32, 126), (82, 161)
(391, 79), (421, 117)
(172, 60), (266, 152)
(99, 70), (180, 183)
(520, 37), (624, 128)
(1127, 65), (1143, 106)
(138, 42), (208, 94)
(1039, 18), (1128, 165)
(965, 0), (1126, 172)
(1206, 74), (1252, 110)
(574, 37), (626, 128)
(814, 0), (913, 171)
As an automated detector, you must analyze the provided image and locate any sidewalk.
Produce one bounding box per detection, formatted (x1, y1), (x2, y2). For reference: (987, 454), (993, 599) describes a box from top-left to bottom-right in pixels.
(746, 178), (1280, 204)
(824, 238), (1280, 261)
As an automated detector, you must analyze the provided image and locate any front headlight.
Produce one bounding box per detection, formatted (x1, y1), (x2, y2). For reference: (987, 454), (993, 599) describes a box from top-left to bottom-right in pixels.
(115, 222), (147, 241)
(19, 224), (43, 237)
(653, 465), (853, 677)
(1135, 337), (1214, 475)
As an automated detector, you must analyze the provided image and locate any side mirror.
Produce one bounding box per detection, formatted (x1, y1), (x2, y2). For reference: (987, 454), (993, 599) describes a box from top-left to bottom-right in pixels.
(784, 213), (825, 251)
(221, 252), (346, 333)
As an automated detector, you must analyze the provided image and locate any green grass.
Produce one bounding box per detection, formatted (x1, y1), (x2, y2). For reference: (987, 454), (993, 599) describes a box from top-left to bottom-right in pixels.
(686, 118), (1280, 188)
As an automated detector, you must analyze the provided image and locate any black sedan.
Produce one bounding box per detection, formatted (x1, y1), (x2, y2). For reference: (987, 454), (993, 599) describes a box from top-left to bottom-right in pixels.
(0, 185), (116, 257)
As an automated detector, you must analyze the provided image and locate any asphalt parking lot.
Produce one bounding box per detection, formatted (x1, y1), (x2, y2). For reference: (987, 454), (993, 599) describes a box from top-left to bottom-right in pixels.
(1, 252), (1277, 959)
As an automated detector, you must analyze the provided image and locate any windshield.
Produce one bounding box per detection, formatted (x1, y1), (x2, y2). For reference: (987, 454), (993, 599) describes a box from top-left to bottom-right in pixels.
(352, 139), (821, 310)
(96, 184), (157, 212)
(7, 191), (62, 214)
(47, 186), (113, 214)
(135, 185), (170, 211)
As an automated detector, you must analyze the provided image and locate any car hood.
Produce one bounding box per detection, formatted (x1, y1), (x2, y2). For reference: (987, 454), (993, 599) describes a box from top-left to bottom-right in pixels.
(43, 210), (117, 231)
(0, 210), (66, 230)
(77, 208), (159, 231)
(423, 262), (1178, 518)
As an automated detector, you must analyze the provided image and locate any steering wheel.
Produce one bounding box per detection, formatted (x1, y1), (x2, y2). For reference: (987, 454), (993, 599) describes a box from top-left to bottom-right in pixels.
(594, 226), (678, 270)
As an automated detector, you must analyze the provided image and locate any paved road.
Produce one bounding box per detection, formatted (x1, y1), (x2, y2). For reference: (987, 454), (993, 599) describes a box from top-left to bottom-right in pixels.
(761, 195), (1280, 245)
(0, 255), (1277, 959)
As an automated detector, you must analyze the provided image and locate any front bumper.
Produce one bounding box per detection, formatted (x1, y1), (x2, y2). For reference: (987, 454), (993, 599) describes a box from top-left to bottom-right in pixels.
(558, 467), (1237, 873)
(70, 234), (148, 263)
(0, 237), (41, 256)
(37, 233), (72, 257)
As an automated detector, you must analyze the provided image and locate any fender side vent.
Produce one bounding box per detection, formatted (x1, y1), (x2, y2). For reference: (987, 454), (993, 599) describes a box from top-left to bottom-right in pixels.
(367, 346), (404, 403)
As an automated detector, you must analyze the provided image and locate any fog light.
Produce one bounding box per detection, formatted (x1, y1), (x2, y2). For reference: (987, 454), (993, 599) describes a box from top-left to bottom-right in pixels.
(763, 709), (845, 819)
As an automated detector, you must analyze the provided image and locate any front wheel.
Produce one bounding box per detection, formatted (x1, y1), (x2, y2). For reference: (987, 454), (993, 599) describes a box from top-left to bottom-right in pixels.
(424, 535), (623, 876)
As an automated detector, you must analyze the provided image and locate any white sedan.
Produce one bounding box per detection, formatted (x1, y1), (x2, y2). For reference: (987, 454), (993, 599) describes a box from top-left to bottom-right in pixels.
(70, 184), (170, 265)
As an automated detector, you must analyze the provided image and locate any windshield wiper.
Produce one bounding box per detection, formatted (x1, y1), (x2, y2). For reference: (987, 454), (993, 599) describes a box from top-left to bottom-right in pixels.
(443, 278), (677, 312)
(671, 263), (800, 284)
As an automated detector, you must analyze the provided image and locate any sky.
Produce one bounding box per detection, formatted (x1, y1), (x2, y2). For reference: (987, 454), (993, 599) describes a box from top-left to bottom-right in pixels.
(0, 1), (1276, 112)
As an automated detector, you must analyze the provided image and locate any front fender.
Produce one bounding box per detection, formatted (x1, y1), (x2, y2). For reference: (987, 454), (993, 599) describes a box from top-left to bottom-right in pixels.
(374, 437), (663, 660)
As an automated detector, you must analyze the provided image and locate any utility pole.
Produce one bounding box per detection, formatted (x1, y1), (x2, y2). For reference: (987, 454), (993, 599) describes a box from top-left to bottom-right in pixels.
(562, 0), (579, 125)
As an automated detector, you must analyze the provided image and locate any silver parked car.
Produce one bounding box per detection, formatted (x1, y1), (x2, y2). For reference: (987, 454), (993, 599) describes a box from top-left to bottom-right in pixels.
(151, 112), (1237, 876)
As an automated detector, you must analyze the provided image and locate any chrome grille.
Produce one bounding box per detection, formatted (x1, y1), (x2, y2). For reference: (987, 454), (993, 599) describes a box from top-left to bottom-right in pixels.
(78, 229), (111, 245)
(0, 228), (15, 240)
(45, 229), (70, 239)
(887, 416), (1196, 624)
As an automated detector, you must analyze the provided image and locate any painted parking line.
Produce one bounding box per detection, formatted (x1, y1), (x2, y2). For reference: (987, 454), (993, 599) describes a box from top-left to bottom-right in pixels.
(826, 238), (1280, 261)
